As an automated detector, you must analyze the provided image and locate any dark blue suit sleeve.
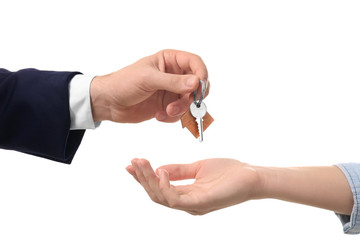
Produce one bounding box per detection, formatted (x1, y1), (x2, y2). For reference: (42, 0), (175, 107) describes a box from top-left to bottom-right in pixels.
(0, 68), (85, 164)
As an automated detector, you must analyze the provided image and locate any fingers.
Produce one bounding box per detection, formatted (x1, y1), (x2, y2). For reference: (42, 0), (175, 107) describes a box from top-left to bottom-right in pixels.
(150, 49), (209, 95)
(155, 110), (181, 123)
(131, 158), (179, 206)
(125, 165), (139, 183)
(160, 49), (208, 81)
(155, 93), (192, 122)
(131, 159), (160, 203)
(149, 50), (210, 122)
(152, 72), (200, 95)
(157, 168), (183, 208)
(156, 162), (200, 181)
(164, 94), (193, 120)
(128, 158), (196, 210)
(158, 168), (171, 191)
(166, 93), (192, 116)
(127, 161), (200, 183)
(155, 72), (210, 105)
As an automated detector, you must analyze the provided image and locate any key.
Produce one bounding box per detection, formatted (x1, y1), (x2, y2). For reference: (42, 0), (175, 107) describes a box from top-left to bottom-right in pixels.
(181, 108), (214, 139)
(181, 79), (214, 141)
(190, 101), (207, 142)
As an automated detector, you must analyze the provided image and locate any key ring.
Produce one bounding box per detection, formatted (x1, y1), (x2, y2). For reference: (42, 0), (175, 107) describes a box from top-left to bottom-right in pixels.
(193, 80), (205, 108)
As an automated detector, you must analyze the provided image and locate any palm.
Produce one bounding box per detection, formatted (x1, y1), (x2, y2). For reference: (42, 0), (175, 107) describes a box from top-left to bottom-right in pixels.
(127, 158), (261, 215)
(171, 159), (259, 214)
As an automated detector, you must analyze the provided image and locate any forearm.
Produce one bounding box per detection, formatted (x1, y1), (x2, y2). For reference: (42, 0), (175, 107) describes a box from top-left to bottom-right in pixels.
(256, 165), (353, 215)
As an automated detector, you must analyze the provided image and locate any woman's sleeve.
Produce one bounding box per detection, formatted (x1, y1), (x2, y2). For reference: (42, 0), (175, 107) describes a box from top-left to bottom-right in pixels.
(336, 163), (360, 234)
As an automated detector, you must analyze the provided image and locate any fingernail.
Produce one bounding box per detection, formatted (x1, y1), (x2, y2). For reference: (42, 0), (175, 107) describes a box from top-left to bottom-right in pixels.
(160, 169), (169, 178)
(186, 76), (197, 88)
(158, 169), (164, 177)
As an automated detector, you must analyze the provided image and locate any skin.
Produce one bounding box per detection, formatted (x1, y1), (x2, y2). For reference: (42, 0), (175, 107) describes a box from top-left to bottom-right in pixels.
(90, 49), (209, 123)
(126, 158), (354, 216)
(89, 49), (353, 218)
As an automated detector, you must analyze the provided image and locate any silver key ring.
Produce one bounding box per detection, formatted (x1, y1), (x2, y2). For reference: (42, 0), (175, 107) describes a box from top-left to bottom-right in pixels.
(193, 80), (206, 108)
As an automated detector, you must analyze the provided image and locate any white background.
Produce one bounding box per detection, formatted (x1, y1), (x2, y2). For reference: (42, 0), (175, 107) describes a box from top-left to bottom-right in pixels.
(1, 0), (360, 239)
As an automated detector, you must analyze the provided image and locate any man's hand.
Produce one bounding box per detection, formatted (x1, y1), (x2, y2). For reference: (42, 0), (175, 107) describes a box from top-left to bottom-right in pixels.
(126, 158), (261, 215)
(90, 49), (209, 123)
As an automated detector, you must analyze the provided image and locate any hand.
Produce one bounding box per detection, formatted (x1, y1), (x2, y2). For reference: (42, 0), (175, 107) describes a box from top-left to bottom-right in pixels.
(90, 49), (209, 123)
(126, 158), (261, 215)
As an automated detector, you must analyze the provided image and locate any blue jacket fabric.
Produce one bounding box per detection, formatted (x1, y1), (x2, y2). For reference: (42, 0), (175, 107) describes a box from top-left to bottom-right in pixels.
(0, 68), (85, 164)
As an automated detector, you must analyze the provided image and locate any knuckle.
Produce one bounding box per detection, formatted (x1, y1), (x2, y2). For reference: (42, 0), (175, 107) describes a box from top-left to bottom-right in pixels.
(193, 54), (202, 62)
(190, 209), (208, 216)
(167, 198), (178, 208)
(148, 193), (159, 203)
(197, 210), (208, 216)
(157, 196), (165, 204)
(156, 49), (166, 56)
(187, 210), (203, 216)
(151, 196), (160, 204)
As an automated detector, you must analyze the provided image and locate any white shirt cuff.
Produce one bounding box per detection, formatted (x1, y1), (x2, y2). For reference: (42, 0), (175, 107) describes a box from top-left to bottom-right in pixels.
(69, 74), (101, 130)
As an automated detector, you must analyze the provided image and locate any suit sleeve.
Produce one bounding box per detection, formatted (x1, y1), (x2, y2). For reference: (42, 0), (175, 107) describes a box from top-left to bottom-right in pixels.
(0, 68), (85, 164)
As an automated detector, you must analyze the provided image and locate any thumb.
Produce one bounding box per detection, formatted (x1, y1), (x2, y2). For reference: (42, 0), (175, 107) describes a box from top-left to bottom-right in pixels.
(156, 162), (200, 181)
(150, 72), (199, 94)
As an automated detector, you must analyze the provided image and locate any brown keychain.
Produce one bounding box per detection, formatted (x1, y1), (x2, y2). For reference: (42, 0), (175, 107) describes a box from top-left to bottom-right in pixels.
(181, 80), (214, 141)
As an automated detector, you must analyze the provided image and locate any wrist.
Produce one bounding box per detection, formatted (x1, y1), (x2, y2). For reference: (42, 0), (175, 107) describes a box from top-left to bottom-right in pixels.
(90, 75), (112, 122)
(251, 166), (279, 200)
(253, 166), (299, 201)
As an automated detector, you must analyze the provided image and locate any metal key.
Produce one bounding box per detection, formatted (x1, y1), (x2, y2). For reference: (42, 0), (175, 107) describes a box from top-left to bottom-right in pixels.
(181, 79), (213, 141)
(190, 101), (207, 142)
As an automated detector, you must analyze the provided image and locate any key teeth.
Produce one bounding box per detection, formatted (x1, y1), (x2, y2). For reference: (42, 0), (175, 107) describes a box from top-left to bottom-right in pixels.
(181, 107), (214, 141)
(181, 110), (200, 138)
(191, 119), (200, 139)
(194, 119), (200, 139)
